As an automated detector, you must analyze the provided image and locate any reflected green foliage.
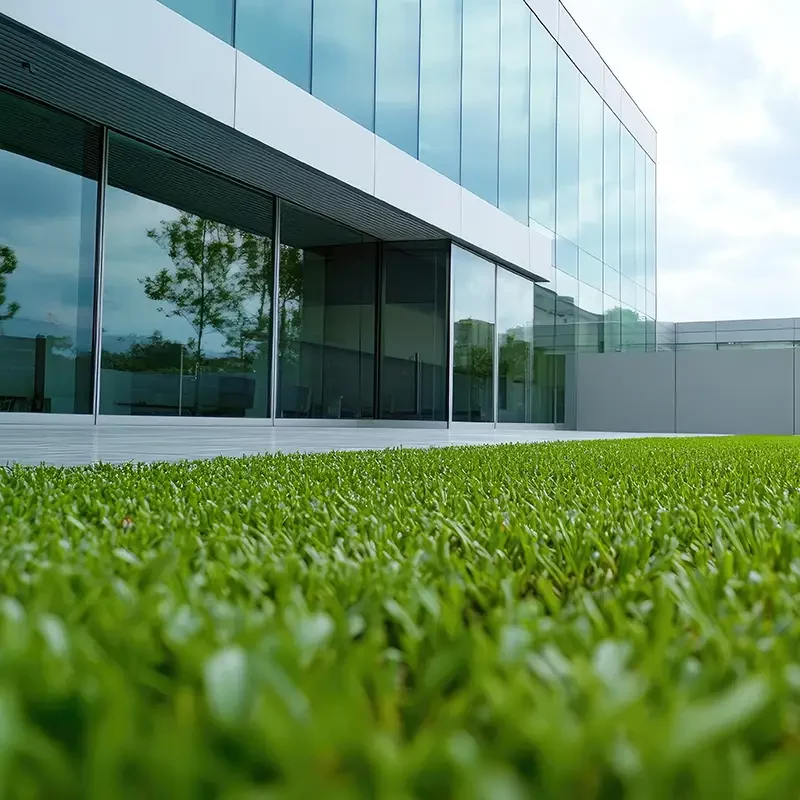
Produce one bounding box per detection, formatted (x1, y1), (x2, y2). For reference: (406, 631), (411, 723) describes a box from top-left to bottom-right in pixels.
(0, 244), (20, 325)
(144, 215), (241, 370)
(3, 438), (800, 795)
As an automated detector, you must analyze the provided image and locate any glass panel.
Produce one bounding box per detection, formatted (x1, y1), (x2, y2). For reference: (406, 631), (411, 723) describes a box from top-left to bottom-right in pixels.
(635, 144), (647, 286)
(555, 235), (578, 277)
(452, 246), (495, 423)
(376, 0), (421, 157)
(620, 126), (636, 280)
(621, 307), (646, 352)
(497, 268), (534, 423)
(102, 134), (274, 418)
(556, 51), (580, 247)
(498, 0), (530, 223)
(621, 275), (637, 308)
(645, 317), (656, 352)
(235, 0), (313, 91)
(577, 282), (603, 354)
(312, 0), (377, 130)
(158, 0), (234, 43)
(646, 291), (656, 320)
(533, 283), (557, 423)
(553, 269), (577, 426)
(419, 0), (462, 182)
(636, 283), (648, 316)
(461, 0), (500, 206)
(603, 263), (620, 301)
(604, 296), (621, 353)
(603, 107), (621, 271)
(646, 156), (657, 299)
(529, 17), (557, 232)
(0, 92), (98, 414)
(277, 202), (377, 419)
(579, 251), (603, 291)
(578, 77), (603, 260)
(380, 241), (447, 421)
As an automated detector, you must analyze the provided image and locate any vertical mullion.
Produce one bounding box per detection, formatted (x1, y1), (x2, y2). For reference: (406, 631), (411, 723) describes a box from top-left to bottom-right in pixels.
(269, 198), (282, 424)
(493, 264), (499, 427)
(374, 243), (384, 420)
(446, 246), (454, 428)
(91, 127), (109, 424)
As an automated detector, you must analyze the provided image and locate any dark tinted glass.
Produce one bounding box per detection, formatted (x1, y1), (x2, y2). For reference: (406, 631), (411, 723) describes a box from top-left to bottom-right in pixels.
(312, 0), (377, 130)
(376, 0), (421, 157)
(452, 246), (495, 423)
(533, 283), (557, 423)
(159, 0), (234, 43)
(235, 0), (313, 91)
(0, 91), (99, 414)
(497, 268), (534, 423)
(278, 203), (378, 420)
(102, 134), (274, 418)
(380, 242), (448, 421)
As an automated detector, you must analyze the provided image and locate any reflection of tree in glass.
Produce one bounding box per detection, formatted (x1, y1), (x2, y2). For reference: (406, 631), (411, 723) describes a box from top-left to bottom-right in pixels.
(277, 246), (303, 365)
(223, 232), (273, 369)
(499, 331), (532, 382)
(0, 244), (20, 327)
(144, 215), (240, 411)
(103, 331), (185, 373)
(454, 318), (493, 378)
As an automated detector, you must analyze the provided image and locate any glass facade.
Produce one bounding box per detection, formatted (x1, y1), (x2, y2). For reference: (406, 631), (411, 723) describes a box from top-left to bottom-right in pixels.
(0, 92), (98, 415)
(102, 134), (275, 418)
(2, 0), (659, 425)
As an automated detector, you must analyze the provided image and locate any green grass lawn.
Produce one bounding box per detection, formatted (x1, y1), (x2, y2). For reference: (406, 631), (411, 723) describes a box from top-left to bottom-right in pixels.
(3, 437), (800, 798)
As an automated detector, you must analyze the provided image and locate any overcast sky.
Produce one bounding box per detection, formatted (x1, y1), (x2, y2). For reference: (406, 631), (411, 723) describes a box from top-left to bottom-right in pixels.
(566, 0), (800, 323)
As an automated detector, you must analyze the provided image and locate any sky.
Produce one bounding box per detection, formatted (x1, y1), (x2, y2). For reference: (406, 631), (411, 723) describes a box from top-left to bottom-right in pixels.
(566, 0), (800, 323)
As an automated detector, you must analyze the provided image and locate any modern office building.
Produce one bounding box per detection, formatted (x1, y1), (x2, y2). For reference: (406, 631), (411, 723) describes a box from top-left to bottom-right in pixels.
(0, 0), (656, 430)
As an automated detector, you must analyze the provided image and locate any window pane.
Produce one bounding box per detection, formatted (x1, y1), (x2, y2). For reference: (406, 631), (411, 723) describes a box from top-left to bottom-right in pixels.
(533, 283), (557, 423)
(577, 282), (603, 354)
(278, 203), (377, 420)
(646, 155), (657, 298)
(604, 296), (621, 352)
(578, 77), (603, 260)
(603, 107), (621, 271)
(620, 126), (636, 280)
(497, 267), (534, 423)
(603, 263), (620, 302)
(621, 306), (646, 352)
(461, 0), (500, 205)
(235, 0), (312, 91)
(102, 134), (274, 418)
(158, 0), (233, 43)
(376, 0), (421, 157)
(380, 241), (447, 421)
(579, 250), (603, 291)
(452, 246), (495, 422)
(529, 17), (557, 231)
(635, 143), (647, 286)
(312, 0), (377, 130)
(498, 0), (530, 223)
(0, 92), (98, 415)
(556, 52), (580, 249)
(419, 0), (462, 182)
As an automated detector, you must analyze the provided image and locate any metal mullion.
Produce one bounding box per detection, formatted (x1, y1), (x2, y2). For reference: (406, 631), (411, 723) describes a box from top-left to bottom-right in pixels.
(91, 127), (109, 423)
(269, 198), (282, 424)
(446, 247), (455, 428)
(493, 263), (499, 427)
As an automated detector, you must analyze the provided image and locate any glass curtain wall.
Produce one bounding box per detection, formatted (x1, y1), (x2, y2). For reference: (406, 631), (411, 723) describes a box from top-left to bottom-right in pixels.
(452, 247), (496, 423)
(461, 0), (501, 206)
(0, 91), (99, 415)
(235, 0), (313, 91)
(158, 0), (235, 43)
(277, 203), (378, 420)
(380, 242), (448, 421)
(499, 0), (531, 224)
(376, 0), (421, 158)
(101, 134), (274, 418)
(497, 269), (534, 423)
(311, 0), (377, 131)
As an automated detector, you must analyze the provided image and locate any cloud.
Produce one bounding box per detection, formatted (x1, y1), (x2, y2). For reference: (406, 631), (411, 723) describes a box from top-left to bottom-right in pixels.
(566, 0), (800, 322)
